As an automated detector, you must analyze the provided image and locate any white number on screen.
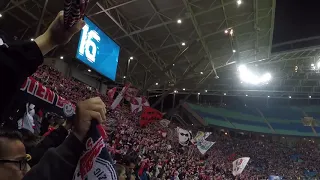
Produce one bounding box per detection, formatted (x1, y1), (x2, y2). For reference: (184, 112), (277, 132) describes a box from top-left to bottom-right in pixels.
(78, 25), (101, 63)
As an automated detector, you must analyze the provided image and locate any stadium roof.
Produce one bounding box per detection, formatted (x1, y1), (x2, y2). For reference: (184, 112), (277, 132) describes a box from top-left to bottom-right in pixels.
(2, 0), (320, 100)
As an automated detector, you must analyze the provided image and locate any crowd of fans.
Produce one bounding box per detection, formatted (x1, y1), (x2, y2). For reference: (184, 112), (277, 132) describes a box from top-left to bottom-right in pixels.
(25, 65), (320, 180)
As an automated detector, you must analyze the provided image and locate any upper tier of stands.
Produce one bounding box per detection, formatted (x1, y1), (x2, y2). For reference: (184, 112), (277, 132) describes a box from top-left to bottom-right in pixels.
(187, 103), (320, 137)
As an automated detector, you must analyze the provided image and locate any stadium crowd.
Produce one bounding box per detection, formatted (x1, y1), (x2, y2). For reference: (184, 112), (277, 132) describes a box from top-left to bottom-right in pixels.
(0, 9), (319, 180)
(21, 64), (320, 180)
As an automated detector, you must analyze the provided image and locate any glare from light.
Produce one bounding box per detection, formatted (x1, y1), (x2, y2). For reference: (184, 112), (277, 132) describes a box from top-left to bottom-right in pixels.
(155, 82), (158, 86)
(173, 64), (175, 66)
(197, 92), (200, 95)
(224, 93), (227, 96)
(224, 29), (229, 34)
(317, 62), (320, 68)
(309, 96), (312, 99)
(224, 132), (228, 135)
(88, 69), (91, 72)
(177, 19), (182, 24)
(183, 88), (186, 91)
(230, 29), (234, 36)
(200, 71), (203, 74)
(268, 96), (270, 98)
(246, 94), (248, 96)
(205, 90), (208, 92)
(0, 14), (2, 18)
(174, 90), (178, 93)
(130, 56), (134, 60)
(60, 56), (64, 60)
(289, 96), (291, 99)
(123, 76), (126, 79)
(30, 38), (34, 41)
(311, 63), (315, 67)
(181, 42), (186, 46)
(238, 65), (271, 85)
(232, 49), (236, 53)
(237, 0), (242, 5)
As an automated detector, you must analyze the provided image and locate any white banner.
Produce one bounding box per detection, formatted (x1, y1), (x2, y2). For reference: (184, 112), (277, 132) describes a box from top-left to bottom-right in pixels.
(111, 84), (130, 110)
(196, 138), (215, 154)
(232, 157), (250, 176)
(130, 96), (150, 113)
(176, 127), (192, 146)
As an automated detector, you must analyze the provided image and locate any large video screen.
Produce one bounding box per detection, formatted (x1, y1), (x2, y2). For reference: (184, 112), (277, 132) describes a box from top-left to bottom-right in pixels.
(76, 17), (120, 81)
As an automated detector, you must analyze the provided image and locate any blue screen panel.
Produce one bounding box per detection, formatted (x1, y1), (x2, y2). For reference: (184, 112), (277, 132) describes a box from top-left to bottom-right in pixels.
(76, 17), (120, 81)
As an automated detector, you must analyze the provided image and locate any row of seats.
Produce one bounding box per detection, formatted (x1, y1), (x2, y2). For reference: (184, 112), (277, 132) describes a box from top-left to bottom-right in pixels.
(187, 103), (319, 137)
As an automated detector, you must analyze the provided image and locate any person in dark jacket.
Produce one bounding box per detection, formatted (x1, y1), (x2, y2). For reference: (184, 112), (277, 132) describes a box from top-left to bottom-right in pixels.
(0, 10), (112, 180)
(0, 10), (85, 121)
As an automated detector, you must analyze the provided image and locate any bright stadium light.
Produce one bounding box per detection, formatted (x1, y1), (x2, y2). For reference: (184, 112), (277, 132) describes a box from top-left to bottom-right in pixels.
(289, 96), (291, 99)
(30, 38), (34, 41)
(123, 76), (126, 79)
(177, 19), (182, 24)
(205, 90), (208, 92)
(237, 0), (242, 5)
(309, 95), (312, 98)
(224, 93), (227, 96)
(200, 71), (203, 74)
(317, 62), (320, 69)
(311, 63), (315, 67)
(238, 65), (272, 85)
(174, 90), (178, 93)
(181, 42), (186, 46)
(60, 56), (64, 60)
(233, 49), (236, 53)
(88, 69), (91, 72)
(198, 92), (200, 95)
(268, 96), (270, 98)
(183, 88), (186, 91)
(224, 29), (229, 34)
(130, 56), (134, 60)
(155, 82), (158, 86)
(0, 14), (2, 18)
(246, 94), (248, 97)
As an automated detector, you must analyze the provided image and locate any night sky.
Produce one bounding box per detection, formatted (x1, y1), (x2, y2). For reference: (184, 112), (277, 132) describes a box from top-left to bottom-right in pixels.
(273, 0), (320, 44)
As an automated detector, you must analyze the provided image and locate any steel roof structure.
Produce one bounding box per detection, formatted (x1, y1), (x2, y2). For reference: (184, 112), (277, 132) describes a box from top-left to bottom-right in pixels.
(4, 0), (320, 102)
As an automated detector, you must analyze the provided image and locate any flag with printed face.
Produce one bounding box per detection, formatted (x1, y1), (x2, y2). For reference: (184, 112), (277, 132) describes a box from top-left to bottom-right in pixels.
(196, 138), (215, 154)
(111, 84), (130, 110)
(177, 127), (192, 146)
(73, 121), (117, 180)
(232, 157), (250, 176)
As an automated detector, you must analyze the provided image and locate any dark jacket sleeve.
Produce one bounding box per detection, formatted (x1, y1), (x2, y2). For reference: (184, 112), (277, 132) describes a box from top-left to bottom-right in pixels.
(28, 126), (69, 167)
(23, 133), (85, 180)
(0, 41), (43, 120)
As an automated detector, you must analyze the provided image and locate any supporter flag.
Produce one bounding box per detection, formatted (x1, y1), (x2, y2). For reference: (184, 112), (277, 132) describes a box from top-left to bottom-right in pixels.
(176, 127), (192, 146)
(140, 107), (163, 127)
(73, 121), (117, 180)
(124, 87), (139, 101)
(130, 96), (150, 113)
(196, 138), (215, 155)
(159, 119), (171, 127)
(19, 77), (75, 118)
(111, 83), (130, 110)
(191, 131), (211, 144)
(268, 175), (283, 180)
(107, 87), (117, 100)
(232, 157), (250, 176)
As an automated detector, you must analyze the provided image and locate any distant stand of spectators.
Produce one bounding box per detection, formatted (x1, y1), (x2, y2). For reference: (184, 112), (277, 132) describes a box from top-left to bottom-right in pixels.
(30, 65), (320, 180)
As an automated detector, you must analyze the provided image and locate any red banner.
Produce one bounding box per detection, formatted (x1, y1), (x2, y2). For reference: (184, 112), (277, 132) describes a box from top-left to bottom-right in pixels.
(140, 107), (163, 127)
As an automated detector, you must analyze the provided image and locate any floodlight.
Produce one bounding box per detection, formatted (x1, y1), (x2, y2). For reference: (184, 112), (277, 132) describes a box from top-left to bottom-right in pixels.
(200, 71), (203, 74)
(181, 42), (186, 46)
(183, 88), (186, 91)
(233, 49), (236, 53)
(237, 0), (242, 5)
(224, 93), (227, 96)
(155, 82), (158, 85)
(177, 19), (182, 24)
(130, 56), (134, 60)
(205, 90), (208, 92)
(123, 76), (126, 79)
(289, 96), (291, 99)
(197, 92), (200, 95)
(88, 69), (91, 72)
(60, 56), (64, 60)
(224, 29), (229, 34)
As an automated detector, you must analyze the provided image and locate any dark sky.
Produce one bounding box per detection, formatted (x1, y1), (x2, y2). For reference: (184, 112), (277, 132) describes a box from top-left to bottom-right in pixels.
(273, 0), (320, 44)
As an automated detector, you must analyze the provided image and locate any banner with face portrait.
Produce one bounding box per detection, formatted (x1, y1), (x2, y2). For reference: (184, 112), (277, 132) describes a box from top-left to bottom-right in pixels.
(232, 157), (250, 176)
(176, 127), (192, 146)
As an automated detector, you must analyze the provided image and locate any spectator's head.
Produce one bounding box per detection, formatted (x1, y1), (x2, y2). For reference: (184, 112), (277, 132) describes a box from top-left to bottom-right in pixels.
(0, 129), (29, 180)
(116, 164), (127, 180)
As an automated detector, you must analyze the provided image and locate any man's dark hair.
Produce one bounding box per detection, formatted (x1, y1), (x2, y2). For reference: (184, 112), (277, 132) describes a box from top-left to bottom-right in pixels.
(0, 129), (23, 158)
